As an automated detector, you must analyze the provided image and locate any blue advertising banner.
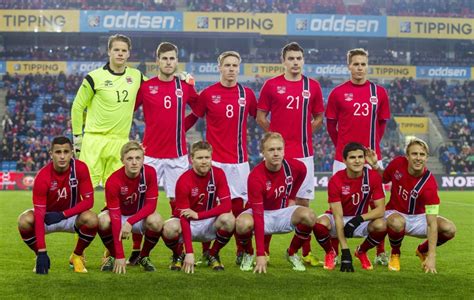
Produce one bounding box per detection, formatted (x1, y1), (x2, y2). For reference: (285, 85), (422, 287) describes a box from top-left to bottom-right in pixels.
(0, 61), (5, 74)
(416, 66), (470, 79)
(186, 62), (243, 75)
(67, 61), (104, 75)
(80, 10), (182, 32)
(287, 14), (386, 37)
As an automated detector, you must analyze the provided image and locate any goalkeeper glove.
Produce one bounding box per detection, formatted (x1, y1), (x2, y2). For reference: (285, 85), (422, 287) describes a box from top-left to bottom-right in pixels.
(177, 71), (195, 86)
(44, 212), (66, 225)
(36, 251), (50, 275)
(340, 248), (354, 272)
(344, 215), (364, 238)
(73, 135), (82, 157)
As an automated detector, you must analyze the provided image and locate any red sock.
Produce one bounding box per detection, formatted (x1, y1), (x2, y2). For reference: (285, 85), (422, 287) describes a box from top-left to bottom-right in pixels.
(132, 233), (142, 251)
(288, 224), (311, 256)
(376, 238), (386, 255)
(331, 238), (339, 255)
(236, 231), (254, 255)
(74, 224), (97, 255)
(162, 235), (183, 256)
(98, 227), (115, 257)
(209, 229), (233, 257)
(169, 200), (176, 215)
(387, 227), (405, 255)
(232, 198), (245, 253)
(417, 231), (454, 253)
(140, 229), (161, 257)
(264, 235), (272, 255)
(202, 241), (211, 254)
(302, 237), (312, 256)
(358, 230), (386, 253)
(313, 223), (334, 254)
(19, 228), (37, 253)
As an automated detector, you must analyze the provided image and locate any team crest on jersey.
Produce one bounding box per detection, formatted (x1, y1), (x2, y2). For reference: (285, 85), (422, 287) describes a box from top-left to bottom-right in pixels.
(285, 176), (293, 185)
(120, 186), (129, 195)
(302, 90), (311, 98)
(104, 80), (113, 87)
(126, 76), (133, 84)
(191, 187), (199, 197)
(369, 96), (378, 105)
(342, 185), (351, 195)
(50, 181), (58, 191)
(211, 95), (221, 104)
(266, 181), (272, 191)
(207, 184), (216, 193)
(238, 97), (246, 107)
(394, 170), (403, 181)
(344, 93), (353, 102)
(176, 89), (183, 97)
(149, 86), (159, 94)
(277, 86), (286, 94)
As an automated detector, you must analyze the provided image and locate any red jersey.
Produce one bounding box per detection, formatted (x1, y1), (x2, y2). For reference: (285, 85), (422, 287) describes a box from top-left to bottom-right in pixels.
(383, 156), (440, 215)
(175, 166), (231, 254)
(105, 164), (158, 259)
(136, 76), (198, 158)
(194, 82), (257, 163)
(248, 158), (306, 256)
(258, 75), (324, 158)
(325, 80), (390, 161)
(327, 168), (385, 216)
(33, 159), (94, 249)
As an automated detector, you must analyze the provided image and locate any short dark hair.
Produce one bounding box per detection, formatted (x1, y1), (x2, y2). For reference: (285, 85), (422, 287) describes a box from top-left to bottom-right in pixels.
(108, 34), (132, 50)
(156, 42), (178, 58)
(51, 136), (72, 150)
(281, 42), (304, 60)
(342, 142), (366, 160)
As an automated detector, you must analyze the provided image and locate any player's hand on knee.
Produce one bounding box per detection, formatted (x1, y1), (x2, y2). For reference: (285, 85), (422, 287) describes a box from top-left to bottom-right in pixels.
(340, 249), (354, 272)
(36, 251), (50, 275)
(183, 253), (195, 274)
(73, 135), (82, 157)
(44, 212), (65, 225)
(253, 256), (267, 274)
(344, 215), (364, 238)
(113, 258), (127, 274)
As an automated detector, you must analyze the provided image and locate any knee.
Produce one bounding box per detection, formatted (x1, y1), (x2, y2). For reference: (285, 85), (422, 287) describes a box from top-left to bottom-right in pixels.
(387, 215), (405, 232)
(162, 220), (180, 238)
(80, 210), (99, 228)
(236, 215), (253, 234)
(369, 218), (386, 232)
(440, 220), (457, 238)
(18, 210), (34, 230)
(146, 213), (164, 232)
(218, 213), (235, 231)
(98, 212), (111, 231)
(294, 207), (316, 226)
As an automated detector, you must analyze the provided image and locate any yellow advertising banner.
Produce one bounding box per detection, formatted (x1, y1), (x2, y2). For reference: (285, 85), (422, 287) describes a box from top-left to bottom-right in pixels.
(369, 65), (416, 78)
(184, 12), (286, 35)
(244, 64), (285, 77)
(0, 10), (79, 32)
(472, 67), (474, 80)
(387, 16), (474, 40)
(7, 61), (67, 75)
(394, 117), (429, 134)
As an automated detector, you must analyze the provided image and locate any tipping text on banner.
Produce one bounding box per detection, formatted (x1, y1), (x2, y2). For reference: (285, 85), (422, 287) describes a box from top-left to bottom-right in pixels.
(0, 10), (79, 32)
(369, 65), (416, 78)
(7, 61), (67, 75)
(394, 117), (428, 134)
(184, 12), (286, 35)
(387, 16), (474, 40)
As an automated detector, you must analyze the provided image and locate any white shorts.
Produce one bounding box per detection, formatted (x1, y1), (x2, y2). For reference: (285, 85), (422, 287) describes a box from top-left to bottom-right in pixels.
(385, 210), (427, 237)
(323, 213), (370, 238)
(295, 156), (314, 200)
(122, 215), (146, 235)
(145, 155), (189, 198)
(212, 161), (249, 202)
(332, 160), (384, 174)
(168, 217), (217, 242)
(242, 206), (300, 235)
(45, 215), (78, 234)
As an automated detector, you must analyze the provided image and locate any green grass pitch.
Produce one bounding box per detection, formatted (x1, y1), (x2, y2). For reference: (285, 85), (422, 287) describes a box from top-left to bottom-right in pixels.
(0, 190), (473, 299)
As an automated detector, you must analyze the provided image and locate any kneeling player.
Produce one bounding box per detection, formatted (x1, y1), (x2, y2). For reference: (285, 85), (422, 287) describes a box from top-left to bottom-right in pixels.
(18, 136), (98, 274)
(162, 141), (234, 273)
(366, 138), (456, 273)
(236, 132), (316, 273)
(98, 141), (163, 274)
(314, 142), (386, 272)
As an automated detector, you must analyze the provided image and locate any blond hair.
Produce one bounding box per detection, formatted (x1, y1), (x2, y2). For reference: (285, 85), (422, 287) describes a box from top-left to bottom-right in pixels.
(347, 48), (368, 64)
(260, 132), (285, 153)
(217, 51), (241, 66)
(190, 141), (212, 158)
(120, 141), (144, 160)
(406, 138), (430, 156)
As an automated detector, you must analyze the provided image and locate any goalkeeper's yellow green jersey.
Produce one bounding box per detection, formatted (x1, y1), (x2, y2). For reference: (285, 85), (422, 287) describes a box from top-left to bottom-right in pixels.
(71, 63), (144, 138)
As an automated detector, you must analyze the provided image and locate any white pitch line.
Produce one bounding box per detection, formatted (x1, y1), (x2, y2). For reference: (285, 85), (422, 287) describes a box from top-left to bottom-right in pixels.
(442, 201), (474, 207)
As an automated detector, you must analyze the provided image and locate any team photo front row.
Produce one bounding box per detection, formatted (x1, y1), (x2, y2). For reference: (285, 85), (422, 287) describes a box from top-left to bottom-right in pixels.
(18, 133), (456, 275)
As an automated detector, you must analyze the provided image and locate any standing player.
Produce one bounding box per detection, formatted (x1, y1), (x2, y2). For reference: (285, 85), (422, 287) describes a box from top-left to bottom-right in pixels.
(314, 142), (386, 272)
(257, 42), (324, 265)
(135, 42), (198, 212)
(235, 132), (317, 273)
(366, 138), (456, 273)
(18, 136), (98, 274)
(192, 51), (257, 264)
(98, 141), (163, 274)
(161, 141), (235, 273)
(325, 48), (391, 265)
(71, 34), (144, 187)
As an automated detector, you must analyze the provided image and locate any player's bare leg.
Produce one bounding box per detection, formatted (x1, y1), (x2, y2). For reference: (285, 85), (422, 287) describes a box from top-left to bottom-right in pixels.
(287, 207), (316, 271)
(235, 213), (255, 271)
(162, 218), (184, 271)
(295, 197), (321, 266)
(386, 213), (406, 271)
(313, 215), (337, 270)
(208, 212), (235, 271)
